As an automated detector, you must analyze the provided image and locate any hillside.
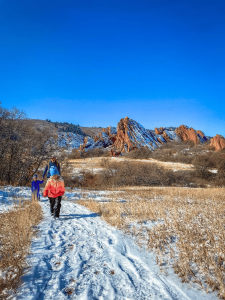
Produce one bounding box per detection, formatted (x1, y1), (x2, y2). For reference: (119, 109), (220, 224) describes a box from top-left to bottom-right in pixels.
(27, 117), (225, 154)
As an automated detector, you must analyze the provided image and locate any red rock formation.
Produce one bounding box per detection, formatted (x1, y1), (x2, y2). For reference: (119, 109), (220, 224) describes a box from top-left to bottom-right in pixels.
(79, 137), (88, 152)
(79, 119), (208, 154)
(157, 137), (164, 144)
(102, 127), (117, 143)
(110, 149), (121, 157)
(196, 130), (205, 138)
(162, 131), (172, 142)
(155, 128), (162, 135)
(175, 125), (202, 145)
(210, 134), (225, 151)
(113, 117), (139, 152)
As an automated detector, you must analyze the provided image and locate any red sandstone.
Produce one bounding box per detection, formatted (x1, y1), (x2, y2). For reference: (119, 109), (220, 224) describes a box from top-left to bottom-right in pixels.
(210, 134), (225, 151)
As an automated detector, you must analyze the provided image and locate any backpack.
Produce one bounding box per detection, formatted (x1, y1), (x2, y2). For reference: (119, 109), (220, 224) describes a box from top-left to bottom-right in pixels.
(49, 165), (59, 176)
(48, 160), (59, 169)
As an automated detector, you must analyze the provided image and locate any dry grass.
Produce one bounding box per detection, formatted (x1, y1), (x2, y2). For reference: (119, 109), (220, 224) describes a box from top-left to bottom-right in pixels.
(68, 157), (193, 173)
(0, 200), (43, 299)
(78, 187), (225, 298)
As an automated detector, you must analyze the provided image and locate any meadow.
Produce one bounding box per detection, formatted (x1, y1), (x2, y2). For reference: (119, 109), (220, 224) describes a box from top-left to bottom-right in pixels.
(78, 186), (225, 298)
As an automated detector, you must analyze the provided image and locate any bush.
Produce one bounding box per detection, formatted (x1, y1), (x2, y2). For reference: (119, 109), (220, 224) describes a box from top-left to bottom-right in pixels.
(217, 161), (225, 178)
(67, 147), (110, 160)
(84, 148), (109, 158)
(192, 155), (215, 180)
(77, 161), (196, 189)
(67, 148), (82, 159)
(125, 148), (152, 159)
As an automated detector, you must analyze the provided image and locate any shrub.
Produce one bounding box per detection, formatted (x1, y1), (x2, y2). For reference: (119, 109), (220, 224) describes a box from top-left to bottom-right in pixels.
(0, 201), (42, 299)
(192, 155), (215, 180)
(125, 148), (152, 159)
(216, 161), (225, 186)
(67, 147), (110, 160)
(67, 148), (82, 159)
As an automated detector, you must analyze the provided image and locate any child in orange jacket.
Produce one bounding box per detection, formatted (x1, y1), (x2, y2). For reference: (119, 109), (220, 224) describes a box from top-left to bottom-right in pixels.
(43, 166), (65, 218)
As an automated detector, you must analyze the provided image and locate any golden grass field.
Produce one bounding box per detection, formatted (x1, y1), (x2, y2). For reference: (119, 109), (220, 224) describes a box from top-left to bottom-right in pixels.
(68, 157), (194, 173)
(0, 200), (42, 299)
(78, 186), (225, 298)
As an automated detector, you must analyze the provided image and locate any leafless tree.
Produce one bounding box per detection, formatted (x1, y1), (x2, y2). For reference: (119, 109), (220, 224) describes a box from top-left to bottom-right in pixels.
(0, 103), (60, 185)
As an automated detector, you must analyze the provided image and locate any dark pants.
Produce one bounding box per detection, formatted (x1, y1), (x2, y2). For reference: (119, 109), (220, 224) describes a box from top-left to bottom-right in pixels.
(48, 196), (62, 218)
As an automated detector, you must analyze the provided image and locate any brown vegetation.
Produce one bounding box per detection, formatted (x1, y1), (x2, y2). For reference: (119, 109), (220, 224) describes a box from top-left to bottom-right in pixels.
(65, 150), (225, 189)
(0, 200), (43, 299)
(68, 147), (110, 160)
(78, 187), (225, 298)
(0, 103), (60, 185)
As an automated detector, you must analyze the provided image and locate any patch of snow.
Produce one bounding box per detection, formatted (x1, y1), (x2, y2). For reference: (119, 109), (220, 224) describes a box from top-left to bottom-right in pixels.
(0, 186), (32, 212)
(58, 132), (84, 152)
(209, 169), (218, 174)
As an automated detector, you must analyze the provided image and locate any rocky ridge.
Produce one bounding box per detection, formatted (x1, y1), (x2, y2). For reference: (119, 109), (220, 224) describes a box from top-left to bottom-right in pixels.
(155, 125), (208, 144)
(59, 117), (211, 154)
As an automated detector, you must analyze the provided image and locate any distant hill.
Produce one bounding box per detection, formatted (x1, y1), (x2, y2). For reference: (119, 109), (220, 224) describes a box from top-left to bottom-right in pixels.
(81, 127), (104, 138)
(45, 119), (85, 136)
(27, 117), (225, 153)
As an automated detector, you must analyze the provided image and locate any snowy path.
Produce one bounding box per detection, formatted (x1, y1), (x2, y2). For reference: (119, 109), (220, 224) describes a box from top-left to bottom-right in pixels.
(15, 198), (217, 300)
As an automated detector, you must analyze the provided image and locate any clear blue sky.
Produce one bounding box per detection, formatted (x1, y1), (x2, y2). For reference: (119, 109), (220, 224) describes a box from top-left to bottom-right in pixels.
(1, 0), (224, 136)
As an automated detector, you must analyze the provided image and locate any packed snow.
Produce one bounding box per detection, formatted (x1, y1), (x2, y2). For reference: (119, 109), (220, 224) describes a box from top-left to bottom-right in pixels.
(0, 187), (218, 300)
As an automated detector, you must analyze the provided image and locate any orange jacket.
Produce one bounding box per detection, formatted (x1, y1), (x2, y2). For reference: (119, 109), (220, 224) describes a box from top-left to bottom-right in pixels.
(43, 176), (65, 198)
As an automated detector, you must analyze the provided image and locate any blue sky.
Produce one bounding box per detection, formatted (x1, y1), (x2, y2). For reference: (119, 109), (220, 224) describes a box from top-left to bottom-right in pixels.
(0, 0), (224, 136)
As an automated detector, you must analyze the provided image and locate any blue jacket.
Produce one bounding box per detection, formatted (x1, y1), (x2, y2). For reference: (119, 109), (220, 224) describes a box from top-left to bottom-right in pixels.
(43, 161), (61, 178)
(31, 180), (44, 196)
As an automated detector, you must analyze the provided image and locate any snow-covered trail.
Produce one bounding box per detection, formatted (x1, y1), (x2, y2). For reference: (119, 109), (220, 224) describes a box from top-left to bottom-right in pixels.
(16, 198), (216, 300)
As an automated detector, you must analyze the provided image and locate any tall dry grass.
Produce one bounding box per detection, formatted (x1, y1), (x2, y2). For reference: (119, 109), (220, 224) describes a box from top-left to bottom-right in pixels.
(78, 187), (225, 298)
(0, 200), (43, 299)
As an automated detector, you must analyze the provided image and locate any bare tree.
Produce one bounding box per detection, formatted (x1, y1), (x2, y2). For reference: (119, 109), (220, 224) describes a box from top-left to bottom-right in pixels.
(0, 103), (60, 185)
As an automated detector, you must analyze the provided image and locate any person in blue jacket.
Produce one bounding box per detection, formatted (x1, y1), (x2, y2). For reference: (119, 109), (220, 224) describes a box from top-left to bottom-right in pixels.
(42, 155), (61, 179)
(31, 175), (44, 201)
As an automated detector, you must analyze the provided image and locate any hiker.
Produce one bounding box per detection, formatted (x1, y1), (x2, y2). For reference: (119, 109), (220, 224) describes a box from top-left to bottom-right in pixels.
(42, 155), (60, 179)
(43, 165), (65, 219)
(31, 175), (43, 201)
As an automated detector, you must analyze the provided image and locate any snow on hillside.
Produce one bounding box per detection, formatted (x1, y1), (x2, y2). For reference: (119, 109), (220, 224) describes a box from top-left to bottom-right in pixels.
(0, 186), (218, 300)
(164, 129), (181, 142)
(58, 132), (85, 151)
(121, 119), (162, 150)
(57, 119), (208, 153)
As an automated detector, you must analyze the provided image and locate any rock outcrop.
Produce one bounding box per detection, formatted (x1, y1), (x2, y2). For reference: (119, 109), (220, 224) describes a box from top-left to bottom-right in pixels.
(80, 127), (117, 151)
(59, 117), (209, 154)
(79, 136), (95, 152)
(155, 125), (207, 145)
(110, 149), (121, 157)
(155, 128), (162, 135)
(175, 125), (207, 144)
(113, 117), (163, 152)
(210, 134), (225, 151)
